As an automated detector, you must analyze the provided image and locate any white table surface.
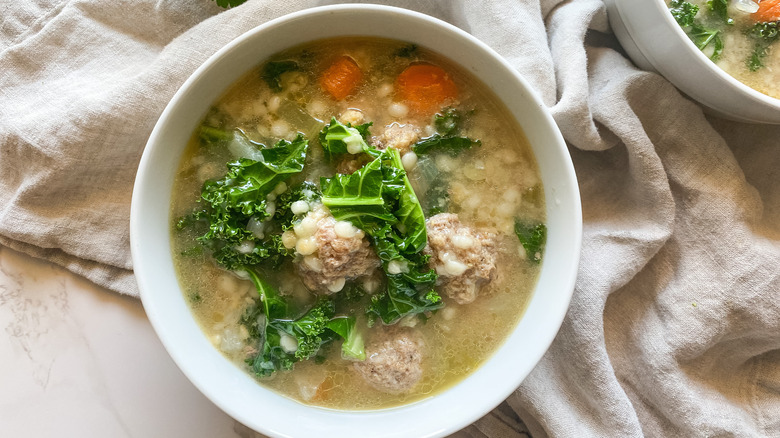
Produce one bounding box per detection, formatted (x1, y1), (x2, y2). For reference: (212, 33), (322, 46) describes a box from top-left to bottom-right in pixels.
(0, 245), (263, 438)
(0, 244), (514, 438)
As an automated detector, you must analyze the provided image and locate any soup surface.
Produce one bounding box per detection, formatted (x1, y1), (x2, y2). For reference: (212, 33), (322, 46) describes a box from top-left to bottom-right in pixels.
(171, 37), (545, 410)
(668, 0), (780, 99)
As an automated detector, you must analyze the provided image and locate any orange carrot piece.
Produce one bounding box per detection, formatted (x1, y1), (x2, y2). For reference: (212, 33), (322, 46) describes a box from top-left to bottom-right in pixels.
(396, 63), (458, 115)
(753, 0), (780, 22)
(320, 56), (362, 100)
(311, 376), (334, 402)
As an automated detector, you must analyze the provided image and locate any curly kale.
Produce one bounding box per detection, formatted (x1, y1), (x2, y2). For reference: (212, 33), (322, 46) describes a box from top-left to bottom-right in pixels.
(241, 270), (364, 377)
(669, 0), (724, 61)
(212, 0), (246, 8)
(412, 107), (480, 156)
(274, 181), (322, 229)
(746, 22), (780, 72)
(261, 60), (301, 92)
(318, 117), (374, 161)
(177, 132), (308, 270)
(321, 149), (443, 325)
(670, 0), (699, 26)
(515, 220), (547, 264)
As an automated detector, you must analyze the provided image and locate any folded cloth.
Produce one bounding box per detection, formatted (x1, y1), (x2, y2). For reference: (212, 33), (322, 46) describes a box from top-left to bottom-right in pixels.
(1, 0), (778, 437)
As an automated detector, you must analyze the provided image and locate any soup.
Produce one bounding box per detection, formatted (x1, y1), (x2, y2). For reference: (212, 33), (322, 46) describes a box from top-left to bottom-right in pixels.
(668, 0), (780, 99)
(170, 37), (545, 410)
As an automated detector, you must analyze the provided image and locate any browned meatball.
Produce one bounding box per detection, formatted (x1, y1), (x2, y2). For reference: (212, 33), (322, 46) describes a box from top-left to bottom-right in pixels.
(373, 122), (420, 155)
(290, 206), (380, 293)
(424, 213), (497, 304)
(353, 327), (424, 394)
(335, 155), (370, 174)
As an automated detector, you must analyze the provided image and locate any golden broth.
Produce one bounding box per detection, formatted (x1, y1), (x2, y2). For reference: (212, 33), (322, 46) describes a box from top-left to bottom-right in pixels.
(170, 37), (544, 410)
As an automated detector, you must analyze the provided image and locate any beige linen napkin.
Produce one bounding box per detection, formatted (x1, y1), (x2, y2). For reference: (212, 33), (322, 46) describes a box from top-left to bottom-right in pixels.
(1, 0), (778, 437)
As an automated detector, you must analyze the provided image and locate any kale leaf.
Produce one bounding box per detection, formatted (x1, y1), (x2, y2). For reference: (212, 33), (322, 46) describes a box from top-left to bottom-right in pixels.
(321, 157), (397, 233)
(669, 0), (724, 61)
(706, 0), (732, 25)
(178, 133), (308, 271)
(395, 44), (418, 58)
(412, 108), (480, 156)
(274, 181), (321, 229)
(321, 150), (442, 325)
(244, 298), (335, 377)
(381, 149), (427, 254)
(669, 0), (699, 26)
(326, 316), (366, 360)
(241, 270), (365, 376)
(412, 135), (478, 156)
(746, 22), (780, 72)
(690, 24), (724, 61)
(201, 134), (308, 218)
(212, 0), (247, 8)
(261, 60), (301, 92)
(514, 220), (547, 264)
(433, 107), (462, 136)
(318, 117), (374, 161)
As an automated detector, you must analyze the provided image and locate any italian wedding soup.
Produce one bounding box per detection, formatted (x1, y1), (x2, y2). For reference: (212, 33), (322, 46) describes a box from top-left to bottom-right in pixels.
(668, 0), (780, 98)
(170, 37), (546, 410)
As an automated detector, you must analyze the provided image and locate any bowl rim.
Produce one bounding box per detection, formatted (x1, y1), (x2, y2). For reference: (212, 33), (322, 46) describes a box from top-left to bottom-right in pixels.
(131, 4), (582, 438)
(618, 0), (780, 115)
(656, 0), (780, 107)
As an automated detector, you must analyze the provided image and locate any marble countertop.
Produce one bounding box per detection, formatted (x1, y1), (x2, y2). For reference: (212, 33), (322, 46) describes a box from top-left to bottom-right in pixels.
(0, 244), (514, 438)
(0, 245), (263, 437)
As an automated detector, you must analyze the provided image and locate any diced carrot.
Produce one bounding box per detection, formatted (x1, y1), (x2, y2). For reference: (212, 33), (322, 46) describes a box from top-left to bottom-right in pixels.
(396, 63), (458, 115)
(311, 376), (334, 402)
(320, 56), (363, 100)
(753, 0), (780, 22)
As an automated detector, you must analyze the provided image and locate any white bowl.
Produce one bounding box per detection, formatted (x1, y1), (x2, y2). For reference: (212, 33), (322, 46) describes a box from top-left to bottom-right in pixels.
(130, 5), (581, 438)
(605, 0), (780, 124)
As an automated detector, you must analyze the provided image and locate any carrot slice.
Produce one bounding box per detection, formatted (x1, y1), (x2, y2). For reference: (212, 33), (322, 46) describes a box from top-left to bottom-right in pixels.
(753, 0), (780, 22)
(320, 56), (362, 100)
(396, 63), (458, 115)
(311, 376), (334, 402)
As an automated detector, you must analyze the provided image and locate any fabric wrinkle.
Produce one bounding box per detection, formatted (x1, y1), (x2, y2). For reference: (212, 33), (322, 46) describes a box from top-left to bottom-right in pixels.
(0, 1), (778, 437)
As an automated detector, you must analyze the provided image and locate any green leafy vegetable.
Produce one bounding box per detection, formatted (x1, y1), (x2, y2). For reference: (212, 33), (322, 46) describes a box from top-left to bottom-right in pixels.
(321, 150), (442, 325)
(412, 108), (480, 156)
(274, 181), (322, 228)
(381, 149), (427, 254)
(201, 134), (307, 218)
(669, 0), (699, 26)
(669, 0), (724, 61)
(178, 133), (308, 270)
(262, 61), (301, 92)
(434, 107), (462, 136)
(212, 0), (247, 8)
(514, 220), (547, 264)
(690, 24), (724, 61)
(412, 135), (478, 156)
(395, 44), (418, 58)
(746, 22), (780, 72)
(706, 0), (732, 25)
(321, 157), (397, 233)
(241, 270), (364, 376)
(420, 178), (449, 216)
(326, 317), (366, 360)
(318, 118), (374, 161)
(199, 125), (235, 144)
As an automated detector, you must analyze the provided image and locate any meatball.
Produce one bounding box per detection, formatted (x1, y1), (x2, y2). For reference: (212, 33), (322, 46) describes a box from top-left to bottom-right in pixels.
(335, 155), (370, 174)
(353, 327), (424, 394)
(291, 205), (380, 293)
(338, 108), (366, 126)
(373, 122), (419, 155)
(424, 213), (497, 304)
